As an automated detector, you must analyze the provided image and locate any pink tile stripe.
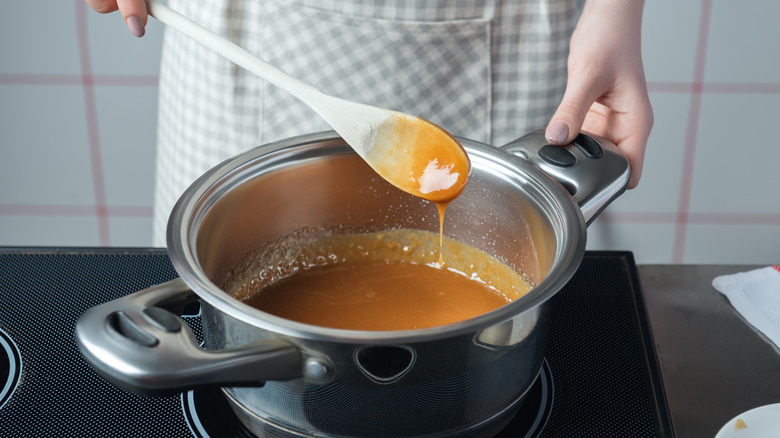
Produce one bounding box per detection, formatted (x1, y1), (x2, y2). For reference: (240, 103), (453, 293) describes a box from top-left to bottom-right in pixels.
(672, 0), (713, 263)
(647, 82), (780, 94)
(0, 205), (153, 217)
(75, 0), (111, 246)
(598, 212), (780, 226)
(0, 74), (158, 87)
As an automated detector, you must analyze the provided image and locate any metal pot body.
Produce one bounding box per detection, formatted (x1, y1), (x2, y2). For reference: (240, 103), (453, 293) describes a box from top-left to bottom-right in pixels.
(177, 131), (591, 437)
(77, 130), (629, 438)
(202, 301), (549, 437)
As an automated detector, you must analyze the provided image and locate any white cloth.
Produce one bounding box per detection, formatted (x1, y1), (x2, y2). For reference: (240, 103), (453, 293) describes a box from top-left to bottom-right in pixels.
(152, 0), (583, 245)
(713, 266), (780, 350)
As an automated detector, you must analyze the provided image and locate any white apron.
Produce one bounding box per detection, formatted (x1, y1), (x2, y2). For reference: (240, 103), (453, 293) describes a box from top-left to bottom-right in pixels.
(153, 0), (582, 245)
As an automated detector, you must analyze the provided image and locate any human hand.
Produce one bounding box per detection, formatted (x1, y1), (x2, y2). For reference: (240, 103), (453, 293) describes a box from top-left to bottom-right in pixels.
(84, 0), (148, 38)
(545, 0), (653, 189)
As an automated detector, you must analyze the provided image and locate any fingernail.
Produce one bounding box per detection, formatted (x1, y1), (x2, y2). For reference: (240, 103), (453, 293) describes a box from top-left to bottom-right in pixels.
(126, 16), (145, 38)
(545, 121), (568, 144)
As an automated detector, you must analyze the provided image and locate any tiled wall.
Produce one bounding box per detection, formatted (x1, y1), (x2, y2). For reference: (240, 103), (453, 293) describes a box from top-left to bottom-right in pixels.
(1, 0), (778, 264)
(0, 1), (161, 247)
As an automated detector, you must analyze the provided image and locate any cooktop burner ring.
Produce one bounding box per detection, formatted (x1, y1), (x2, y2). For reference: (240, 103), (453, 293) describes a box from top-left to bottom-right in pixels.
(181, 359), (553, 438)
(0, 327), (22, 411)
(494, 359), (553, 438)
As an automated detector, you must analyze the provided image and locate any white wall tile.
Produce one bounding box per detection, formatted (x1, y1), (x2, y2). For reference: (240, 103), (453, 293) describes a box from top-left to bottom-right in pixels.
(705, 0), (780, 83)
(109, 216), (154, 247)
(0, 85), (94, 206)
(689, 93), (780, 215)
(0, 2), (82, 75)
(683, 224), (780, 264)
(0, 216), (100, 247)
(642, 0), (703, 83)
(95, 86), (159, 207)
(87, 10), (164, 76)
(586, 220), (676, 264)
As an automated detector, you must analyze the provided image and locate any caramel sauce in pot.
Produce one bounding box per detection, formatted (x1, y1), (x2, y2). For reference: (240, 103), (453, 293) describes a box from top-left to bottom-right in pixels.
(221, 229), (533, 331)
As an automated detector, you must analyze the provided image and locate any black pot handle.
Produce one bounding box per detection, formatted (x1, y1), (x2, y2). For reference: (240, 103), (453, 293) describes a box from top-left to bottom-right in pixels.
(75, 278), (302, 396)
(501, 129), (630, 226)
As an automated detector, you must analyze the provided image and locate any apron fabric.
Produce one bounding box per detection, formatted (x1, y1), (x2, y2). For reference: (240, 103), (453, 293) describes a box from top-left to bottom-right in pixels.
(153, 0), (582, 246)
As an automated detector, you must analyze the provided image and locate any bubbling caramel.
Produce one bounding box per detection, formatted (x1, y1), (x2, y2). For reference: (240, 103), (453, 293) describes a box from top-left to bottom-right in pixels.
(221, 228), (534, 331)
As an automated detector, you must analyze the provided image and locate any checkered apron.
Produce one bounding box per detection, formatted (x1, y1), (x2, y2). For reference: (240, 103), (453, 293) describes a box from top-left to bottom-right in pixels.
(153, 0), (582, 245)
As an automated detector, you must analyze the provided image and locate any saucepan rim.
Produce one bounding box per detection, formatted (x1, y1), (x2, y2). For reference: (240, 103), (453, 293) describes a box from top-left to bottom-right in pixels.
(167, 131), (586, 344)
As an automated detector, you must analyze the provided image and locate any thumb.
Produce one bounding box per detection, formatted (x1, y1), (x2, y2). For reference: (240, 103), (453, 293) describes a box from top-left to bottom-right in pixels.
(545, 87), (598, 145)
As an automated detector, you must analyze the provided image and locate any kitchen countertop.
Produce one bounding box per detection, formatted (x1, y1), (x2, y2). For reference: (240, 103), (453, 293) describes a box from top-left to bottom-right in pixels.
(638, 264), (780, 438)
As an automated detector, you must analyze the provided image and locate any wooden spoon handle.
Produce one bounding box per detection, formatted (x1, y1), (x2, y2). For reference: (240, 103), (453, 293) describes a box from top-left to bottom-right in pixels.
(146, 0), (323, 103)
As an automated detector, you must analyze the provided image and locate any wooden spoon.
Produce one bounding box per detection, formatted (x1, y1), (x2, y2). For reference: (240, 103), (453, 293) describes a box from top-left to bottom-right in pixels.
(146, 0), (470, 204)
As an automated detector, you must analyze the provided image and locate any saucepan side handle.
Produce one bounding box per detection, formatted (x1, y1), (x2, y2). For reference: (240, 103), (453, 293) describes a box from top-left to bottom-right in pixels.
(75, 278), (302, 397)
(500, 129), (630, 225)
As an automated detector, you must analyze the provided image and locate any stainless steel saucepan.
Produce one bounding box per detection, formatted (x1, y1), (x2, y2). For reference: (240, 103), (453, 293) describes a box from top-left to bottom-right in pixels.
(76, 129), (629, 437)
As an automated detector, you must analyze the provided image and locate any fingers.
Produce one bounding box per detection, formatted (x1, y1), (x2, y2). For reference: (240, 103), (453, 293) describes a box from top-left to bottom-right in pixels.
(84, 0), (148, 37)
(619, 106), (654, 189)
(545, 72), (605, 146)
(117, 0), (148, 37)
(623, 140), (646, 190)
(547, 77), (653, 189)
(84, 0), (119, 14)
(580, 98), (654, 190)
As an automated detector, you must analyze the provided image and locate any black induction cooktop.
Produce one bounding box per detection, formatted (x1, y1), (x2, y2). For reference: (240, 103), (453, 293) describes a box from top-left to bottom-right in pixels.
(0, 249), (672, 437)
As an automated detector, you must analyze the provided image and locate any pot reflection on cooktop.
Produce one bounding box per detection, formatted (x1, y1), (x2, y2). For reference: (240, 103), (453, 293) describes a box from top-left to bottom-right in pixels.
(182, 361), (553, 438)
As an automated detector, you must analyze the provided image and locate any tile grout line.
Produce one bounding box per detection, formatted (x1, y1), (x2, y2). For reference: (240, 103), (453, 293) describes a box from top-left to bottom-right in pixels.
(6, 203), (780, 226)
(596, 212), (780, 226)
(0, 205), (153, 217)
(672, 0), (713, 263)
(0, 74), (159, 87)
(6, 74), (780, 94)
(75, 1), (111, 246)
(646, 82), (780, 94)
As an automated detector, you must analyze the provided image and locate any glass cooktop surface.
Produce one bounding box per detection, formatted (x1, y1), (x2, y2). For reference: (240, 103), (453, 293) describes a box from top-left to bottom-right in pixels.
(0, 249), (671, 437)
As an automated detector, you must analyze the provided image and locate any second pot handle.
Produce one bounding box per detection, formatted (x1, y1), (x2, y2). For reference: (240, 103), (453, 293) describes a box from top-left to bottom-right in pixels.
(75, 278), (302, 396)
(501, 129), (630, 226)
